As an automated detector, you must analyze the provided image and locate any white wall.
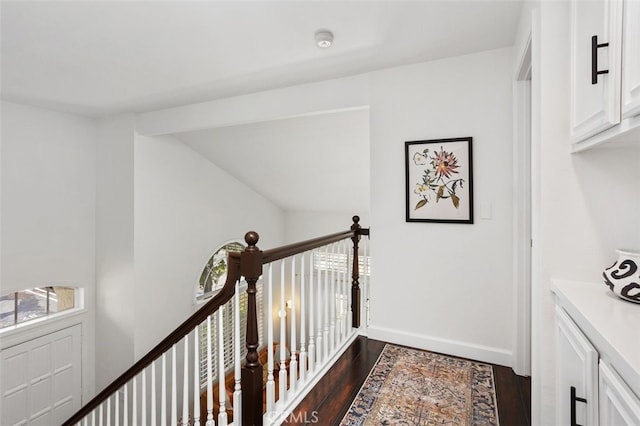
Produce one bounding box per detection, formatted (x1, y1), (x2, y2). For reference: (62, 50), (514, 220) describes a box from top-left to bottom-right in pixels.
(1, 101), (97, 292)
(95, 114), (136, 389)
(135, 49), (518, 367)
(284, 211), (370, 244)
(133, 133), (285, 356)
(0, 100), (97, 399)
(529, 2), (640, 424)
(367, 48), (515, 366)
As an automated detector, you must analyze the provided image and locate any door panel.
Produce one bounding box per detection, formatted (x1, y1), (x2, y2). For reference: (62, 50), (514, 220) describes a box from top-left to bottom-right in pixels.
(622, 0), (640, 118)
(556, 306), (599, 426)
(570, 0), (622, 142)
(599, 361), (640, 426)
(1, 324), (81, 426)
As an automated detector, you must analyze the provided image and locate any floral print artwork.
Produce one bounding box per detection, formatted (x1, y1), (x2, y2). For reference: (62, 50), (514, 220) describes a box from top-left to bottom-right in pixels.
(405, 138), (473, 223)
(412, 146), (465, 211)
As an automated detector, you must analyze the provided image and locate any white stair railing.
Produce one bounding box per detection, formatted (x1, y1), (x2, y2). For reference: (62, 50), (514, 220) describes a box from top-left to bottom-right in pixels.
(262, 235), (363, 425)
(63, 216), (369, 426)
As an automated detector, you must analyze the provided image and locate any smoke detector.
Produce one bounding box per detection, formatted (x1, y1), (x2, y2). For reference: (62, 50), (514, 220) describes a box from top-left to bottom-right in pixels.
(315, 30), (334, 48)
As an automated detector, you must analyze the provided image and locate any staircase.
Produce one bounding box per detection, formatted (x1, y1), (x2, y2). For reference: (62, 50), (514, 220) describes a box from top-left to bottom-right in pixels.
(63, 216), (370, 426)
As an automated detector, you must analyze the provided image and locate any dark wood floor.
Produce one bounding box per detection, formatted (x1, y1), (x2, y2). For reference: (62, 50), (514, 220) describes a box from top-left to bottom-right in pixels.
(287, 336), (530, 425)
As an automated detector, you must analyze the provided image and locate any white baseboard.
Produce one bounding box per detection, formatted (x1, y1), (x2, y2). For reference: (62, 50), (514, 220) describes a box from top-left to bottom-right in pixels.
(367, 326), (513, 368)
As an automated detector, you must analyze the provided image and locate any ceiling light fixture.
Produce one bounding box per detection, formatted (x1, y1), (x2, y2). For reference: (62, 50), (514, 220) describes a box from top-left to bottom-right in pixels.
(315, 29), (334, 48)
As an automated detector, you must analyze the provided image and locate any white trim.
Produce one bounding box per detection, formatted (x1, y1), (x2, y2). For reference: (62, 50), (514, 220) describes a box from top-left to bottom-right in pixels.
(514, 33), (532, 82)
(0, 308), (87, 348)
(512, 32), (533, 377)
(529, 6), (543, 426)
(571, 114), (640, 152)
(366, 326), (512, 367)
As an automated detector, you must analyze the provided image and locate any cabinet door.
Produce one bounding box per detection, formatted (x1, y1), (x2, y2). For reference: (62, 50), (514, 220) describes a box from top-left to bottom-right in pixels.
(556, 307), (599, 426)
(570, 0), (623, 143)
(599, 361), (640, 425)
(622, 0), (640, 118)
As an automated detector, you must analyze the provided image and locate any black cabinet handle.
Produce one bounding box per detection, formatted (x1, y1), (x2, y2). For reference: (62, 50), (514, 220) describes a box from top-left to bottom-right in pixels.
(592, 35), (610, 84)
(571, 386), (588, 426)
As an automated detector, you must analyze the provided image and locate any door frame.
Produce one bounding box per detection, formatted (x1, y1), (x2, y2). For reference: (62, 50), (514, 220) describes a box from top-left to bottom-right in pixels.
(513, 32), (533, 377)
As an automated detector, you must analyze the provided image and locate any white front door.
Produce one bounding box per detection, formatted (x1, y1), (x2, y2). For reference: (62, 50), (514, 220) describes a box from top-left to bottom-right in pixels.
(1, 324), (82, 425)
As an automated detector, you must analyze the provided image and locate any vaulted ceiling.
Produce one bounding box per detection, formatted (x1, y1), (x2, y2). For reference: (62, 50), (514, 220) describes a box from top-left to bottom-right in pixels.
(176, 108), (370, 212)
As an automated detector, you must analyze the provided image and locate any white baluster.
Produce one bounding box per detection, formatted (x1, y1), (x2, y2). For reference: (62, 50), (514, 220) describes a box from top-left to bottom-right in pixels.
(217, 307), (228, 425)
(266, 263), (275, 412)
(299, 252), (307, 383)
(206, 316), (214, 425)
(330, 243), (336, 352)
(161, 353), (167, 426)
(123, 381), (128, 426)
(182, 335), (189, 426)
(99, 402), (104, 426)
(84, 416), (88, 426)
(335, 241), (342, 344)
(143, 368), (148, 425)
(115, 387), (119, 426)
(365, 234), (370, 327)
(152, 363), (158, 425)
(107, 397), (111, 426)
(171, 346), (177, 426)
(289, 255), (298, 392)
(323, 249), (330, 360)
(308, 250), (315, 374)
(132, 376), (137, 426)
(279, 260), (288, 402)
(193, 327), (201, 426)
(316, 256), (323, 367)
(342, 239), (348, 339)
(131, 376), (138, 426)
(92, 408), (96, 426)
(338, 240), (346, 343)
(233, 281), (243, 423)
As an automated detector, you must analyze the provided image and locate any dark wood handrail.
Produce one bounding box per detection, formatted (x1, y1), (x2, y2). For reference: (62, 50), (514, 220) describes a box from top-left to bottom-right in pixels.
(63, 256), (242, 425)
(264, 230), (354, 263)
(263, 222), (369, 265)
(64, 216), (370, 425)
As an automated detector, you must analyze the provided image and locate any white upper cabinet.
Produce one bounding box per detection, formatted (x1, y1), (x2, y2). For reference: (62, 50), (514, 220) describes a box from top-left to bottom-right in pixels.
(570, 0), (640, 151)
(570, 0), (622, 143)
(622, 0), (640, 119)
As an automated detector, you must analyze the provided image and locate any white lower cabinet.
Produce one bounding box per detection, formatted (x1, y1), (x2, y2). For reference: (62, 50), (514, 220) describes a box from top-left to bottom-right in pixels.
(553, 280), (640, 426)
(556, 306), (599, 425)
(599, 361), (640, 426)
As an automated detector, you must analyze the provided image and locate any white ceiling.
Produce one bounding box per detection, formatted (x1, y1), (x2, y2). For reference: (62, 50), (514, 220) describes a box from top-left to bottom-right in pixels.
(1, 1), (523, 117)
(1, 1), (523, 214)
(176, 108), (370, 212)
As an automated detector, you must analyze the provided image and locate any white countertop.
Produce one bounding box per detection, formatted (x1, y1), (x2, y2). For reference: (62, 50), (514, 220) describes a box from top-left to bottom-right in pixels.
(551, 279), (640, 398)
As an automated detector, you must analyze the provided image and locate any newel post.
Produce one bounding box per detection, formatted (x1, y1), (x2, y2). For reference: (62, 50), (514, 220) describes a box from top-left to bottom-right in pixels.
(351, 216), (362, 329)
(240, 231), (264, 425)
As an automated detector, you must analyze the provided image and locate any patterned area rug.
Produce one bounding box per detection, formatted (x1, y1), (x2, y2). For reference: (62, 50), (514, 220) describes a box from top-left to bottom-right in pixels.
(341, 344), (499, 425)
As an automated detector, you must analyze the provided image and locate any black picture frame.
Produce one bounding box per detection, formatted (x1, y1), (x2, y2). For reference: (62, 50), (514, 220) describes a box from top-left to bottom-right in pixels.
(405, 137), (474, 224)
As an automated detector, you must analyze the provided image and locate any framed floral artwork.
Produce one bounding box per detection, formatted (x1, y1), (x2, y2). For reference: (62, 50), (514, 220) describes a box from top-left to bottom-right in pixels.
(405, 137), (473, 223)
